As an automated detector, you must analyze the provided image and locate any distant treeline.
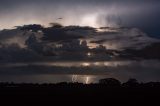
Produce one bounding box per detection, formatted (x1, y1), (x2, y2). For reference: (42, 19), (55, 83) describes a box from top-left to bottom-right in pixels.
(0, 78), (160, 88)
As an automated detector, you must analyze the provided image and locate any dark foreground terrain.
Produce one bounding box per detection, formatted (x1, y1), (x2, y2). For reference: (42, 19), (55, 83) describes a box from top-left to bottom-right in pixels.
(0, 78), (160, 105)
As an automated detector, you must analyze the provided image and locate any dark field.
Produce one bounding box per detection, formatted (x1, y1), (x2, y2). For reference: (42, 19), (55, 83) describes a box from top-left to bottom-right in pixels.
(0, 79), (160, 105)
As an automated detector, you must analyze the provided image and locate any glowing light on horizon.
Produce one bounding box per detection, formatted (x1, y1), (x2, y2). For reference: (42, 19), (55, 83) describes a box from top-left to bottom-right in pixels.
(85, 77), (90, 84)
(94, 62), (101, 66)
(72, 75), (78, 82)
(3, 61), (133, 69)
(82, 62), (90, 67)
(71, 75), (91, 84)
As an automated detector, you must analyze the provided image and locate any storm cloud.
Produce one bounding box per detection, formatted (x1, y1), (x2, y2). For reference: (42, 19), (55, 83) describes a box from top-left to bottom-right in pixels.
(0, 24), (159, 63)
(0, 25), (160, 81)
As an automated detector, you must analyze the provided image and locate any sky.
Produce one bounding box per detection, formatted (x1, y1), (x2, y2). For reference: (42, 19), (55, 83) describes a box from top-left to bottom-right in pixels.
(0, 0), (160, 37)
(0, 0), (160, 83)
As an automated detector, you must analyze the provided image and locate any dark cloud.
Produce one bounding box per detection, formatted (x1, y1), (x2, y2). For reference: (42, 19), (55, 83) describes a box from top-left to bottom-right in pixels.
(0, 28), (40, 45)
(0, 28), (43, 47)
(121, 42), (160, 60)
(90, 28), (159, 50)
(0, 24), (159, 63)
(0, 43), (41, 63)
(42, 27), (83, 42)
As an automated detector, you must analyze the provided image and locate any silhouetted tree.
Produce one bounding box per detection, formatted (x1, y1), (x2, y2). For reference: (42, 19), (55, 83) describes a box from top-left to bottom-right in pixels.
(123, 78), (139, 87)
(99, 78), (121, 87)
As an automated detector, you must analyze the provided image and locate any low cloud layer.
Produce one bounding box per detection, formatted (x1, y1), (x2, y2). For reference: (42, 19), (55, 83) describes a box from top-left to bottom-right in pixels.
(0, 60), (160, 83)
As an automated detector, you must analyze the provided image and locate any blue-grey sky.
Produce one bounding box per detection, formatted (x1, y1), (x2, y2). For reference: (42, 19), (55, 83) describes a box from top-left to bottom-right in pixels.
(0, 0), (160, 37)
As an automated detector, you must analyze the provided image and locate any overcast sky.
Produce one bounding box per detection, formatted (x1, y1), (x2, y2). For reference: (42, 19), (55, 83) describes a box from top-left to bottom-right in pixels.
(0, 0), (160, 37)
